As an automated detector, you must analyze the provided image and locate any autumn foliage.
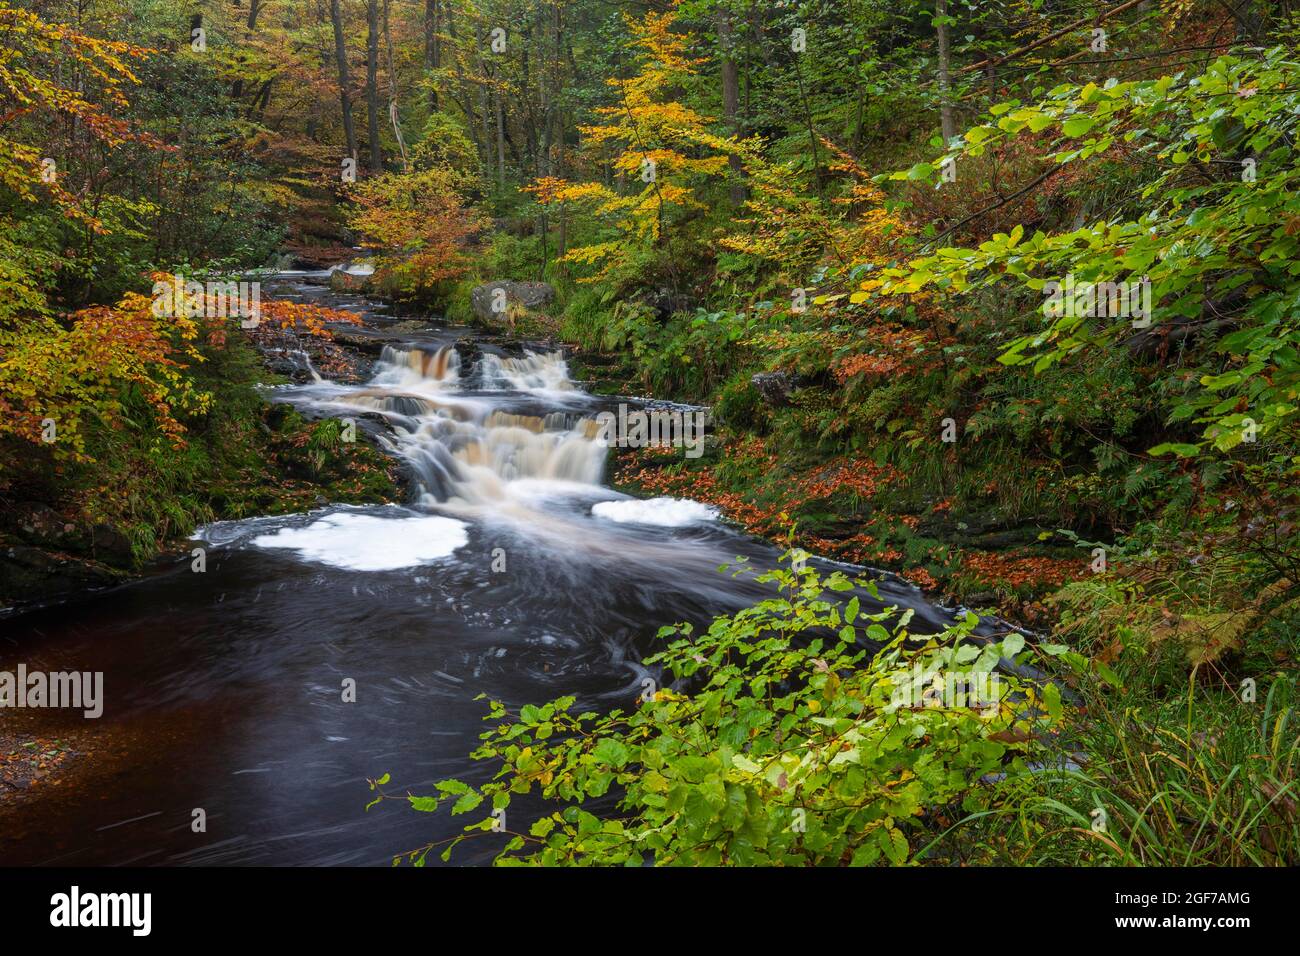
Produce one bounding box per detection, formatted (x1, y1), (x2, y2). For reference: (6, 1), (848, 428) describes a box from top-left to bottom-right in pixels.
(346, 166), (487, 295)
(530, 9), (735, 284)
(0, 2), (163, 230)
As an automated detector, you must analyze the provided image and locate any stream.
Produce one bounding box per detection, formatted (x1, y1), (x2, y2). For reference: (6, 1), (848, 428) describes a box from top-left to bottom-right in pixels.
(0, 274), (1010, 866)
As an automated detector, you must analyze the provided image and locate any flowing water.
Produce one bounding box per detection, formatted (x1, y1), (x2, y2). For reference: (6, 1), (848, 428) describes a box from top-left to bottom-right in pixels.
(0, 277), (1007, 866)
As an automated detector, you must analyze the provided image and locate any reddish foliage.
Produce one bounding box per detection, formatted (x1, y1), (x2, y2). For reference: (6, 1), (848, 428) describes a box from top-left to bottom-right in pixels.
(832, 325), (934, 384)
(961, 551), (1085, 591)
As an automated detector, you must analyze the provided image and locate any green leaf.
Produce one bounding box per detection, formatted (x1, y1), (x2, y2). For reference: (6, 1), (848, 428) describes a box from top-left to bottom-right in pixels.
(593, 738), (630, 768)
(1042, 682), (1063, 722)
(451, 791), (484, 815)
(881, 826), (909, 865)
(1062, 114), (1096, 137)
(1147, 442), (1201, 458)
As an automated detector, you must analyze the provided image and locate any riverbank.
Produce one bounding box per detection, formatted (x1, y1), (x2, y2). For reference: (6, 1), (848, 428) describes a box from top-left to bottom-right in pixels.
(0, 282), (403, 617)
(0, 273), (406, 813)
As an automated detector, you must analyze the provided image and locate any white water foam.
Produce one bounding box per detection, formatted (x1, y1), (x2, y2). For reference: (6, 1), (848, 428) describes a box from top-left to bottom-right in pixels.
(251, 512), (469, 570)
(283, 345), (714, 545)
(479, 350), (575, 393)
(591, 497), (719, 527)
(371, 345), (461, 390)
(331, 261), (375, 277)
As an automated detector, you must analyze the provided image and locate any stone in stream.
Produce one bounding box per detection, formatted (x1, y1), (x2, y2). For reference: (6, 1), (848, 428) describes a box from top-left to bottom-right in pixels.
(327, 262), (375, 293)
(470, 280), (555, 324)
(0, 544), (127, 609)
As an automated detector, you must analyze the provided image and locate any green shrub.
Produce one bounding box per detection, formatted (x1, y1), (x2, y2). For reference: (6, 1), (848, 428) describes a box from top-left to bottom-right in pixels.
(715, 370), (770, 432)
(375, 561), (1069, 866)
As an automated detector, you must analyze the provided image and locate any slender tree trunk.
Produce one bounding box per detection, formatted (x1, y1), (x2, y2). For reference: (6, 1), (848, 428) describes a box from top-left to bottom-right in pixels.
(537, 15), (551, 274)
(717, 8), (744, 205)
(557, 199), (567, 260)
(495, 88), (506, 187)
(936, 0), (956, 144)
(329, 0), (357, 162)
(365, 0), (383, 171)
(554, 6), (567, 264)
(442, 3), (483, 159)
(853, 87), (866, 152)
(521, 22), (537, 173)
(793, 61), (820, 187)
(230, 0), (261, 100)
(383, 0), (408, 172)
(480, 83), (492, 165)
(425, 0), (440, 110)
(474, 37), (493, 168)
(248, 77), (273, 120)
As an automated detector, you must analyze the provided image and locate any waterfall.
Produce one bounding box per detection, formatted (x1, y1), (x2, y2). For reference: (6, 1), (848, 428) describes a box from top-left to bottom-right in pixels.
(317, 345), (607, 508)
(280, 348), (324, 383)
(371, 344), (461, 389)
(479, 350), (575, 392)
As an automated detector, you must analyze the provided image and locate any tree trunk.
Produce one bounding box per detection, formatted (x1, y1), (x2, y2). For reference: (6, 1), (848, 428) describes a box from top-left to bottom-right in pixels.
(442, 3), (483, 160)
(383, 0), (408, 172)
(248, 77), (273, 121)
(230, 0), (261, 100)
(716, 8), (744, 205)
(425, 0), (440, 110)
(936, 0), (956, 144)
(329, 0), (357, 162)
(365, 0), (383, 172)
(495, 87), (506, 187)
(474, 37), (493, 168)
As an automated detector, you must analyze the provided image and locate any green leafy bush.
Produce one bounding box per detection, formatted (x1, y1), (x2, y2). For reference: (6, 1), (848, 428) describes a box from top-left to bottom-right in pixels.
(377, 562), (1068, 866)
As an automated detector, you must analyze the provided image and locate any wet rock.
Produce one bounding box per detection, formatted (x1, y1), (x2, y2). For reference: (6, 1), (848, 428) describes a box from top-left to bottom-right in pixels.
(330, 329), (390, 356)
(386, 319), (439, 335)
(453, 336), (483, 370)
(470, 281), (556, 323)
(14, 503), (68, 546)
(91, 524), (135, 566)
(0, 544), (124, 610)
(262, 354), (315, 380)
(353, 412), (393, 439)
(265, 251), (298, 272)
(328, 264), (374, 293)
(751, 371), (796, 407)
(642, 287), (698, 322)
